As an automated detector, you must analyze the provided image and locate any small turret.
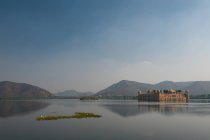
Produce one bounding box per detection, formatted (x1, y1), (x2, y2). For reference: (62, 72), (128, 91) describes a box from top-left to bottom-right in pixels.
(138, 90), (141, 96)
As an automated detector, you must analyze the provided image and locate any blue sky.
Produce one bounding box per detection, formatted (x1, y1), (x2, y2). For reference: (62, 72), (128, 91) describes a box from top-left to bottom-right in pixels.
(1, 0), (210, 92)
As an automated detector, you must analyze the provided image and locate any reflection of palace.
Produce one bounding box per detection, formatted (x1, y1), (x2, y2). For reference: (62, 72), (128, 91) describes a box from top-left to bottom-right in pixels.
(137, 104), (188, 115)
(102, 103), (188, 117)
(0, 101), (49, 118)
(101, 102), (210, 117)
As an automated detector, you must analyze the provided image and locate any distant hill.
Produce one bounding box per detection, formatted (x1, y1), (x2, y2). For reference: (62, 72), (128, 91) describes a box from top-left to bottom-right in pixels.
(154, 81), (194, 90)
(55, 90), (94, 97)
(96, 80), (210, 96)
(96, 80), (153, 96)
(0, 81), (52, 98)
(184, 81), (210, 95)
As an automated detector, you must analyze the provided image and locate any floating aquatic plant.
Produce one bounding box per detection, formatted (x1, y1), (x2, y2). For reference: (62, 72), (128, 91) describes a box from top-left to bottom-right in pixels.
(36, 112), (102, 121)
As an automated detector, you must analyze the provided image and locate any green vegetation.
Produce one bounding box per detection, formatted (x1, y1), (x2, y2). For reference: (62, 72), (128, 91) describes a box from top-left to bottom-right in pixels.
(190, 94), (210, 99)
(36, 112), (102, 121)
(100, 96), (137, 100)
(80, 96), (99, 100)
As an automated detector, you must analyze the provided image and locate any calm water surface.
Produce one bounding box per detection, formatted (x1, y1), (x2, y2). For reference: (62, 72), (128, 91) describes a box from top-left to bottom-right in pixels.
(0, 99), (210, 140)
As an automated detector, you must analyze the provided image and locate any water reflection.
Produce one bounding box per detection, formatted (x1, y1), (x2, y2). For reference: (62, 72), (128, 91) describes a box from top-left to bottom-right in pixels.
(0, 99), (210, 140)
(101, 100), (210, 117)
(0, 100), (49, 118)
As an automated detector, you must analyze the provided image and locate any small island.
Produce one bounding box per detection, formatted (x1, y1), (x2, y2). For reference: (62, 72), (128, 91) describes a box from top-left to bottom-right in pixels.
(36, 112), (102, 121)
(79, 96), (99, 100)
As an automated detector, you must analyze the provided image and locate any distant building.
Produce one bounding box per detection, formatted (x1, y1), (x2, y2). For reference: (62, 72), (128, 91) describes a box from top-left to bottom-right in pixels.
(138, 89), (189, 102)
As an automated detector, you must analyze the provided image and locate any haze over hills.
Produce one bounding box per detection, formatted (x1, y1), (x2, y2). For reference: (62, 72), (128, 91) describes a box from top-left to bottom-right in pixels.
(96, 80), (153, 96)
(0, 81), (52, 98)
(96, 80), (210, 96)
(1, 80), (210, 98)
(55, 90), (94, 97)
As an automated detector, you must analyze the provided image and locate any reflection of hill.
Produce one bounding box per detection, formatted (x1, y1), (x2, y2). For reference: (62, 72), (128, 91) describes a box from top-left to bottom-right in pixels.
(101, 102), (210, 117)
(101, 104), (142, 117)
(0, 101), (49, 118)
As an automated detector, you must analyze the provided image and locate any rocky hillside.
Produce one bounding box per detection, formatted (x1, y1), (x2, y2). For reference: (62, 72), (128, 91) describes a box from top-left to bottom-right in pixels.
(96, 80), (210, 96)
(96, 80), (153, 96)
(0, 81), (52, 98)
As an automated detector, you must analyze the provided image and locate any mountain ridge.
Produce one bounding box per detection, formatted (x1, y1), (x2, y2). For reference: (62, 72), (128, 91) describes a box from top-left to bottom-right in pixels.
(96, 80), (210, 96)
(0, 81), (53, 98)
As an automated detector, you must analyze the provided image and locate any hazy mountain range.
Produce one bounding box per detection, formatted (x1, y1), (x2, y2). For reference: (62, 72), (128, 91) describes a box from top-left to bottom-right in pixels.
(1, 80), (210, 98)
(55, 90), (94, 97)
(96, 80), (210, 96)
(0, 81), (52, 98)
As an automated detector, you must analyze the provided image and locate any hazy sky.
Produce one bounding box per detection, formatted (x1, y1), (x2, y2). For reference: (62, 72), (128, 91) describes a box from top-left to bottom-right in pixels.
(1, 0), (210, 93)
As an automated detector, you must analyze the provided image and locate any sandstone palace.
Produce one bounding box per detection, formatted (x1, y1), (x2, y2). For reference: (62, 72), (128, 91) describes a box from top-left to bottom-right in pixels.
(138, 89), (189, 102)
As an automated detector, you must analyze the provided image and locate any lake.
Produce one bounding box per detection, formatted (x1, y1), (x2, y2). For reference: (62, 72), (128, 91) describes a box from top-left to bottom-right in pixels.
(0, 99), (210, 140)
